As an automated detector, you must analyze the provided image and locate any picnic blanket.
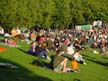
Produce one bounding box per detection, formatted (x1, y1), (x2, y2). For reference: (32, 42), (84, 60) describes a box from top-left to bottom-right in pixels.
(0, 42), (20, 48)
(0, 62), (18, 68)
(0, 47), (6, 52)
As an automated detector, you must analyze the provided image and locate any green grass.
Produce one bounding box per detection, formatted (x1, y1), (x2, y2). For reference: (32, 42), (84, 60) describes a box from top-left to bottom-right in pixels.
(0, 42), (108, 81)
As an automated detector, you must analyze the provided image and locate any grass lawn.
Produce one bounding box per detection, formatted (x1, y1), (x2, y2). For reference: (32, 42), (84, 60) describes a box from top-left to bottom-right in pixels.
(0, 41), (108, 81)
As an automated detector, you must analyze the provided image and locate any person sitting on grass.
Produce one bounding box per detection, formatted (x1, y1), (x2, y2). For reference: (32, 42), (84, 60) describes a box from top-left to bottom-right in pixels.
(73, 49), (86, 65)
(28, 42), (36, 56)
(5, 38), (16, 46)
(100, 45), (108, 55)
(35, 43), (50, 60)
(67, 43), (75, 55)
(91, 40), (98, 48)
(53, 49), (68, 73)
(73, 38), (85, 50)
(71, 57), (80, 72)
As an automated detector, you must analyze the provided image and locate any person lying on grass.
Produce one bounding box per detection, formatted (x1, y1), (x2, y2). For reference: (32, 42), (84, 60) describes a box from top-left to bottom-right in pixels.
(4, 38), (16, 46)
(73, 49), (86, 65)
(52, 49), (68, 73)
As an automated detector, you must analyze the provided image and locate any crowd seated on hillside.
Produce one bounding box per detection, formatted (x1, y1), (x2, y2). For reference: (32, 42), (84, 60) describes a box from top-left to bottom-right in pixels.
(1, 26), (108, 72)
(1, 26), (108, 55)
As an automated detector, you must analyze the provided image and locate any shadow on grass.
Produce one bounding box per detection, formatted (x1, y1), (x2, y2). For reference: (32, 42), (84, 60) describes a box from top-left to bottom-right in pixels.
(62, 54), (72, 60)
(0, 57), (53, 81)
(84, 56), (108, 67)
(82, 54), (96, 59)
(17, 47), (52, 69)
(102, 56), (108, 60)
(73, 78), (81, 81)
(17, 47), (28, 54)
(17, 47), (38, 57)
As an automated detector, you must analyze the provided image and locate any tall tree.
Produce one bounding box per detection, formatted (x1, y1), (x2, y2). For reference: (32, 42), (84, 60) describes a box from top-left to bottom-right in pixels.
(53, 0), (71, 28)
(0, 0), (17, 29)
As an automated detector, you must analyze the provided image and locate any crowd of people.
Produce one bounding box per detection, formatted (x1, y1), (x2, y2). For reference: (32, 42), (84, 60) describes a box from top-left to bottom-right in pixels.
(0, 26), (108, 73)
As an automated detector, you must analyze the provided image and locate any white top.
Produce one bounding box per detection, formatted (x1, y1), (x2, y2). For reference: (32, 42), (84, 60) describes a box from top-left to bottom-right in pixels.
(0, 28), (4, 34)
(67, 46), (75, 55)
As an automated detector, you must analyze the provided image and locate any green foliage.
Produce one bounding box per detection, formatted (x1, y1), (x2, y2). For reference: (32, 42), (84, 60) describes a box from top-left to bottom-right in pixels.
(0, 0), (108, 29)
(53, 0), (71, 28)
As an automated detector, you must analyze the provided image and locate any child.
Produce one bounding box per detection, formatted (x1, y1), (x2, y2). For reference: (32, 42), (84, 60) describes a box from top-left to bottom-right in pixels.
(71, 57), (80, 72)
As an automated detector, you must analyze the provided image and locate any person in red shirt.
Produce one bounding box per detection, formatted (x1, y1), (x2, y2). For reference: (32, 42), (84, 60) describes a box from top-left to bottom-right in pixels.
(38, 35), (45, 43)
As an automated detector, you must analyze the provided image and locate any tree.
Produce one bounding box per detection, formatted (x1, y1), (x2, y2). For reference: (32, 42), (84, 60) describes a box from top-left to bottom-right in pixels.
(0, 0), (18, 29)
(38, 0), (55, 29)
(0, 0), (108, 30)
(52, 0), (71, 28)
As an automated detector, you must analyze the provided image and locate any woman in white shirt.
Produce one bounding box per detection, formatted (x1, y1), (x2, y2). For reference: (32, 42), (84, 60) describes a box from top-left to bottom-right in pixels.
(67, 43), (75, 55)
